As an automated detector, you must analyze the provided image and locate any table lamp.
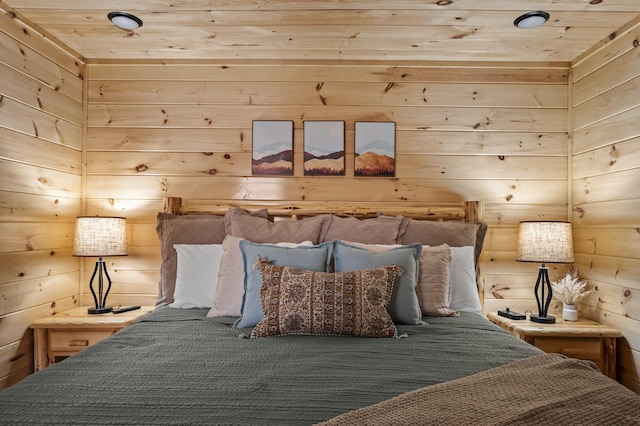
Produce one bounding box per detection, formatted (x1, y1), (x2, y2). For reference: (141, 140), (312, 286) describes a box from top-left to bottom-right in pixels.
(73, 216), (128, 314)
(516, 221), (574, 324)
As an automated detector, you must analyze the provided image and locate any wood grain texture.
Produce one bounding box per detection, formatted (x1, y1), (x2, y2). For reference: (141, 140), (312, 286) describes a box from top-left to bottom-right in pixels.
(164, 197), (472, 220)
(0, 12), (83, 390)
(5, 0), (640, 62)
(89, 63), (569, 83)
(571, 22), (640, 392)
(487, 312), (620, 379)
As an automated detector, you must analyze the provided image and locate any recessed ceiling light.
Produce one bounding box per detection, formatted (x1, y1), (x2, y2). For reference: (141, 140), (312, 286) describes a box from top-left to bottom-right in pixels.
(514, 11), (550, 29)
(108, 11), (143, 30)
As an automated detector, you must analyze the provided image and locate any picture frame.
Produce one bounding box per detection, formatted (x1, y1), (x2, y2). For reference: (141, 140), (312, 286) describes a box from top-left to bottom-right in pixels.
(354, 121), (396, 177)
(303, 121), (345, 176)
(252, 120), (294, 176)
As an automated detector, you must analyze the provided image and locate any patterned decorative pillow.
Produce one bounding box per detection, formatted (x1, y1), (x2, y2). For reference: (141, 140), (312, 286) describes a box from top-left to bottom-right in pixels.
(252, 258), (402, 338)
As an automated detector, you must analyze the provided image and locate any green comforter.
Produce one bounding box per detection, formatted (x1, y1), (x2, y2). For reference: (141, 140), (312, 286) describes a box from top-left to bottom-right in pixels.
(1, 307), (541, 425)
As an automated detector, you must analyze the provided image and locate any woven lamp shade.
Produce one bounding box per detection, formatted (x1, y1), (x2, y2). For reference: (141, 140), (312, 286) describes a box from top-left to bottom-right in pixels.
(73, 217), (128, 257)
(516, 221), (574, 264)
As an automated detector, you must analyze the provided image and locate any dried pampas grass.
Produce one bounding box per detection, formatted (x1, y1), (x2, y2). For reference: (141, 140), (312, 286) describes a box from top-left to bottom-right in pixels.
(551, 270), (594, 305)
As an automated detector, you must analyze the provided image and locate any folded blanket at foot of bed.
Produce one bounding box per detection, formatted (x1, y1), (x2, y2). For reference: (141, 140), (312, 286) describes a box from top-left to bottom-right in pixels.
(317, 353), (640, 426)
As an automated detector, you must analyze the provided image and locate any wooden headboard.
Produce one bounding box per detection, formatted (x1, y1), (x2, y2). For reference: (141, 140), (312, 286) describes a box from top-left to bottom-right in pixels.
(163, 197), (482, 223)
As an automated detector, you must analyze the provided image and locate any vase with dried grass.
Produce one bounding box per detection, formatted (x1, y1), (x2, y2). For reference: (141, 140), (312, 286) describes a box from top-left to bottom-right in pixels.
(550, 270), (593, 321)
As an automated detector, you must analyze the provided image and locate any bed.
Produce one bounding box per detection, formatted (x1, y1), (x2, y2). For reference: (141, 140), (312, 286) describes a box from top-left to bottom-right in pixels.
(2, 198), (639, 425)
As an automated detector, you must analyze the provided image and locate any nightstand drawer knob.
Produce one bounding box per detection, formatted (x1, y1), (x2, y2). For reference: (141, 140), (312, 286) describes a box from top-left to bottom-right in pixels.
(69, 339), (89, 347)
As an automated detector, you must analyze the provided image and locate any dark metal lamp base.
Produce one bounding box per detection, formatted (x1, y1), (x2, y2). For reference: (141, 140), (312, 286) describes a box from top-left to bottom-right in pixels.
(530, 314), (555, 324)
(88, 306), (113, 314)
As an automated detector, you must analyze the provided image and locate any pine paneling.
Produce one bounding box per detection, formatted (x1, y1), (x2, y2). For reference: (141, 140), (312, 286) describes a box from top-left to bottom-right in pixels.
(571, 19), (640, 392)
(571, 23), (640, 82)
(89, 64), (569, 84)
(88, 80), (568, 107)
(573, 169), (640, 204)
(0, 160), (81, 197)
(572, 138), (640, 179)
(0, 7), (84, 390)
(573, 75), (640, 131)
(0, 63), (82, 124)
(573, 106), (640, 154)
(0, 192), (82, 222)
(83, 61), (569, 335)
(0, 96), (82, 146)
(87, 104), (567, 131)
(6, 0), (640, 63)
(84, 176), (569, 205)
(0, 128), (82, 173)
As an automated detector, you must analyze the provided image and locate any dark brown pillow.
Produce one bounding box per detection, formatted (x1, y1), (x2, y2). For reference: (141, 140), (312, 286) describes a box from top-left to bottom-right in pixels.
(155, 213), (226, 306)
(252, 258), (402, 338)
(224, 207), (328, 244)
(397, 219), (487, 267)
(319, 215), (404, 244)
(155, 210), (268, 306)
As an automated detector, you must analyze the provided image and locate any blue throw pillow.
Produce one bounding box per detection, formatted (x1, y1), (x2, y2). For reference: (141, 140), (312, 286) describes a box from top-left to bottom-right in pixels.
(333, 240), (422, 325)
(235, 240), (333, 328)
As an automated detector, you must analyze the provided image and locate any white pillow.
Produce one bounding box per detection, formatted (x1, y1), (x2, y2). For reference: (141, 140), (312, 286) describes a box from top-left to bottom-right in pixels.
(449, 246), (483, 314)
(169, 244), (224, 309)
(207, 236), (313, 317)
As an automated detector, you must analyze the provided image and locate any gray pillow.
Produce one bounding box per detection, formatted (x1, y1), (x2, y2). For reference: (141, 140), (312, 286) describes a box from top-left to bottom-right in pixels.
(333, 240), (422, 325)
(234, 240), (333, 328)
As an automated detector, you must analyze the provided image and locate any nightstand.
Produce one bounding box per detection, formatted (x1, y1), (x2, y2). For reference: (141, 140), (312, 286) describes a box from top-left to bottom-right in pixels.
(487, 312), (621, 380)
(31, 306), (153, 372)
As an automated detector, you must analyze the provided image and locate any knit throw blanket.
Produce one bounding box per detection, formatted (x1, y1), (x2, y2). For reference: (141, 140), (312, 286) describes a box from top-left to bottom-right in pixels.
(318, 353), (640, 426)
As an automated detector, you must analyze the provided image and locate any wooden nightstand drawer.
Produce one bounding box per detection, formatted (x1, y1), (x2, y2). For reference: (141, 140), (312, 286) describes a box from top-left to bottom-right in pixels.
(31, 306), (153, 371)
(486, 312), (621, 380)
(49, 329), (116, 352)
(531, 336), (601, 360)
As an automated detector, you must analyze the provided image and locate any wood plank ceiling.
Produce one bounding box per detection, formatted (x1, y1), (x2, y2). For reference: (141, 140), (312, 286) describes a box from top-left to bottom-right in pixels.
(3, 0), (640, 64)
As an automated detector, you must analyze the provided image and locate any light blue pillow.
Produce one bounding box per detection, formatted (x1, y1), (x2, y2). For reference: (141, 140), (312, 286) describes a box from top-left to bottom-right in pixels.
(235, 240), (333, 328)
(333, 240), (422, 325)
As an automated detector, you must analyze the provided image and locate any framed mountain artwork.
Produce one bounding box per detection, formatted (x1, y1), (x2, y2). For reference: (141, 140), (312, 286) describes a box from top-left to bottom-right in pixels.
(303, 121), (345, 176)
(252, 120), (294, 176)
(354, 121), (395, 177)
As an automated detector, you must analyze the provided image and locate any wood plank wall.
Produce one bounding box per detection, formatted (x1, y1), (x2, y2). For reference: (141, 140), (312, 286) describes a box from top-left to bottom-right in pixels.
(82, 61), (570, 312)
(571, 21), (640, 393)
(0, 8), (84, 388)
